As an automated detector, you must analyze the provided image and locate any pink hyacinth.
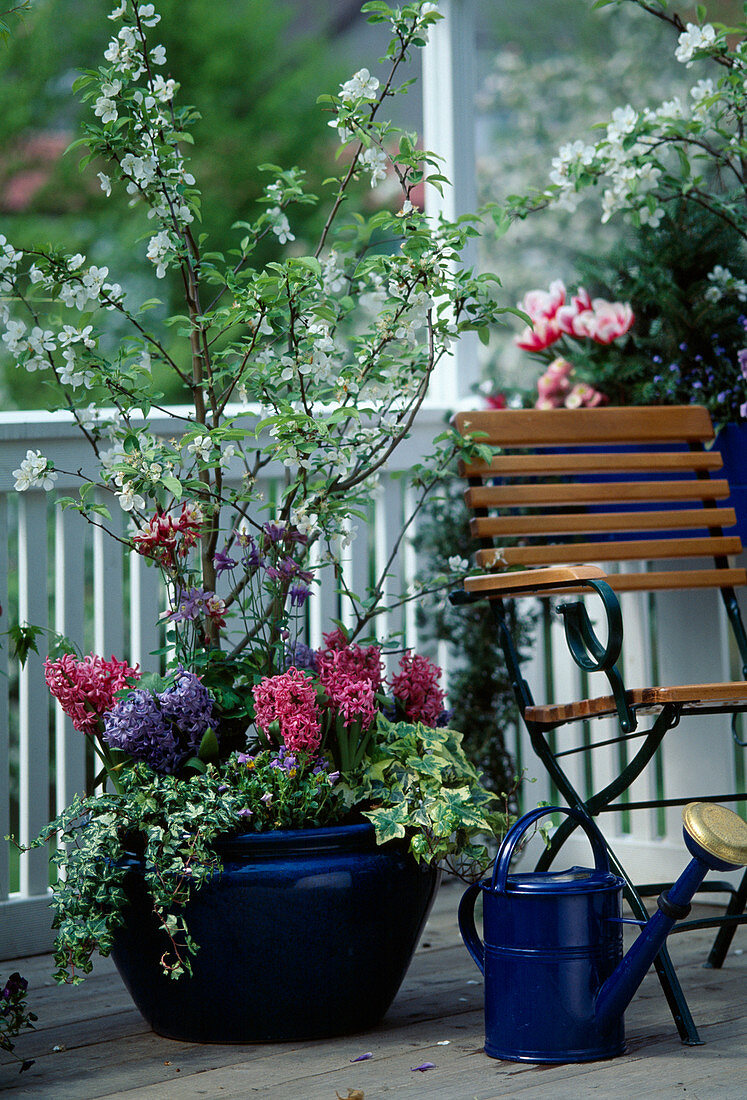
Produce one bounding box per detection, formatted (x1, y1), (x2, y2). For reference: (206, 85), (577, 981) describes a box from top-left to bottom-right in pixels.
(318, 648), (378, 729)
(317, 631), (384, 692)
(44, 652), (140, 736)
(252, 667), (322, 754)
(391, 651), (445, 728)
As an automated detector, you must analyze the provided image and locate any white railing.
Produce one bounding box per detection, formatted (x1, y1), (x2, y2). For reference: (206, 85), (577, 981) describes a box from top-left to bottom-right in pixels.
(2, 408), (744, 958)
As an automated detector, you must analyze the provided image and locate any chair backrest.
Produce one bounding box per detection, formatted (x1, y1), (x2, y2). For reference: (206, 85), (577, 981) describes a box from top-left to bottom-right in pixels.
(454, 405), (747, 593)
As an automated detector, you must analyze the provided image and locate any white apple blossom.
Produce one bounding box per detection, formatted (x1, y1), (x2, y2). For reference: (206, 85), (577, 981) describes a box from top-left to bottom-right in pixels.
(2, 319), (27, 355)
(268, 209), (294, 244)
(13, 450), (58, 492)
(98, 172), (112, 196)
(108, 2), (127, 19)
(115, 480), (146, 512)
(138, 4), (160, 27)
(339, 68), (379, 104)
(151, 74), (176, 103)
(360, 146), (388, 187)
(675, 23), (717, 66)
(146, 231), (174, 278)
(150, 44), (166, 65)
(187, 435), (213, 462)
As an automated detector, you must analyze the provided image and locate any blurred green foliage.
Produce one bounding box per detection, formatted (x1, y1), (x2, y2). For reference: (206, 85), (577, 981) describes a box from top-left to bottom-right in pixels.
(0, 0), (351, 406)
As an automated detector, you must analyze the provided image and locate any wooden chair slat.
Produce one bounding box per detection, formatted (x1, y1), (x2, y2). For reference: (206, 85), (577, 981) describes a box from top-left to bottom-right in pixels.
(462, 563), (605, 598)
(476, 536), (744, 569)
(460, 450), (724, 477)
(525, 682), (747, 725)
(607, 568), (747, 592)
(471, 507), (738, 539)
(463, 567), (747, 598)
(465, 479), (730, 509)
(455, 405), (714, 447)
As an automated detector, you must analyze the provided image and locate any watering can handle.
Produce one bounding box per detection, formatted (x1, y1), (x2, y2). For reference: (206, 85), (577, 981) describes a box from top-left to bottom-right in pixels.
(491, 805), (611, 894)
(458, 882), (485, 975)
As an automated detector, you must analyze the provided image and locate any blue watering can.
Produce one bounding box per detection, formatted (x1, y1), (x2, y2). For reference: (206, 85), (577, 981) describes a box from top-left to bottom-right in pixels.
(459, 802), (747, 1064)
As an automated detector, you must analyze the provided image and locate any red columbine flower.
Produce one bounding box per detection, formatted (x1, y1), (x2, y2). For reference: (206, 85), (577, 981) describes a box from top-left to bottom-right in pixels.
(44, 652), (140, 736)
(132, 504), (204, 568)
(391, 651), (445, 728)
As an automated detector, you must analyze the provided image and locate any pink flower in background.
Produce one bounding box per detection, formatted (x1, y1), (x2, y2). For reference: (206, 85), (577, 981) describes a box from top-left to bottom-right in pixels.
(515, 280), (633, 352)
(535, 357), (573, 406)
(534, 359), (607, 409)
(565, 381), (607, 409)
(391, 651), (445, 727)
(515, 279), (566, 351)
(253, 667), (322, 754)
(44, 652), (140, 736)
(584, 299), (634, 344)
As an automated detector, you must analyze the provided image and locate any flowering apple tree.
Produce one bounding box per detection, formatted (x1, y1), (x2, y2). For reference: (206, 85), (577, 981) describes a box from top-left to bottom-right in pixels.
(0, 0), (513, 678)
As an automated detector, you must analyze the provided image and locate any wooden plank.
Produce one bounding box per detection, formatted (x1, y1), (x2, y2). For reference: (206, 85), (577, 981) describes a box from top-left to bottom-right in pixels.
(455, 405), (715, 446)
(460, 450), (724, 477)
(463, 564), (605, 597)
(607, 569), (747, 593)
(471, 507), (737, 539)
(3, 892), (743, 1100)
(526, 680), (747, 724)
(477, 537), (744, 569)
(466, 479), (731, 509)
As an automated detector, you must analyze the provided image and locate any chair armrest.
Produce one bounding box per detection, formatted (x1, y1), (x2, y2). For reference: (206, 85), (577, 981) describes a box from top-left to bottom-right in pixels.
(462, 564), (607, 599)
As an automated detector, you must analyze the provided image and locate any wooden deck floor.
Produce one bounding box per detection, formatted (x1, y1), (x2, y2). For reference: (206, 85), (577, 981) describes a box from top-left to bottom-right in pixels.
(2, 879), (745, 1099)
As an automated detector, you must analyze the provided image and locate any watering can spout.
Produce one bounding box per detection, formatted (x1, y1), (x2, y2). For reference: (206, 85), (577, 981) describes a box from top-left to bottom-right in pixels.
(594, 802), (747, 1034)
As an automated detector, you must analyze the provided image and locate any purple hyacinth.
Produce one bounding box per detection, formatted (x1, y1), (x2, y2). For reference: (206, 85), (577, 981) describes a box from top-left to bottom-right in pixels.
(157, 668), (215, 753)
(103, 689), (185, 774)
(283, 641), (317, 671)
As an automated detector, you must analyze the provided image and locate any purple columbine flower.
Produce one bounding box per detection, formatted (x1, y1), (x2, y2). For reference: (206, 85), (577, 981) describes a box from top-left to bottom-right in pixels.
(157, 668), (216, 753)
(289, 583), (310, 608)
(103, 689), (184, 774)
(214, 547), (238, 576)
(166, 586), (207, 623)
(242, 536), (262, 570)
(263, 522), (286, 544)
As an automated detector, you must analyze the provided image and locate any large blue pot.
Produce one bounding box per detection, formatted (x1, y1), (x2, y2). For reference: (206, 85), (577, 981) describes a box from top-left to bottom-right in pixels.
(109, 822), (440, 1043)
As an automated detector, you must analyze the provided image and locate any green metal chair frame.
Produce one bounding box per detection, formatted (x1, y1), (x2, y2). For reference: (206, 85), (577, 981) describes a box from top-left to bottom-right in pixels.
(453, 405), (747, 1045)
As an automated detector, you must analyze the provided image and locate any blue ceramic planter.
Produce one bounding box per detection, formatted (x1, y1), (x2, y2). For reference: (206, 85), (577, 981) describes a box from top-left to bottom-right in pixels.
(110, 822), (440, 1043)
(716, 423), (747, 546)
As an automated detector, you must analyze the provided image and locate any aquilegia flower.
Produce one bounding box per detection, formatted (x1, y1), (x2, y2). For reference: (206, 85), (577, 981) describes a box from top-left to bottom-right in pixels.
(44, 652), (140, 736)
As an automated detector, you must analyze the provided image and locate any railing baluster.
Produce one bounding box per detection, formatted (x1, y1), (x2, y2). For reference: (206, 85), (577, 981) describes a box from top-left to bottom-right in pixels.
(0, 497), (9, 902)
(17, 492), (51, 896)
(54, 506), (87, 812)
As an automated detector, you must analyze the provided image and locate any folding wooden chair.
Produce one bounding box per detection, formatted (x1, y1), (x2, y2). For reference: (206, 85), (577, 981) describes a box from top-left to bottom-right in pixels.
(453, 405), (747, 1045)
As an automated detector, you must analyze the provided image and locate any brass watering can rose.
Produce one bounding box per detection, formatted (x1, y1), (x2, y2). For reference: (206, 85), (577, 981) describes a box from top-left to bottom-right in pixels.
(682, 802), (747, 868)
